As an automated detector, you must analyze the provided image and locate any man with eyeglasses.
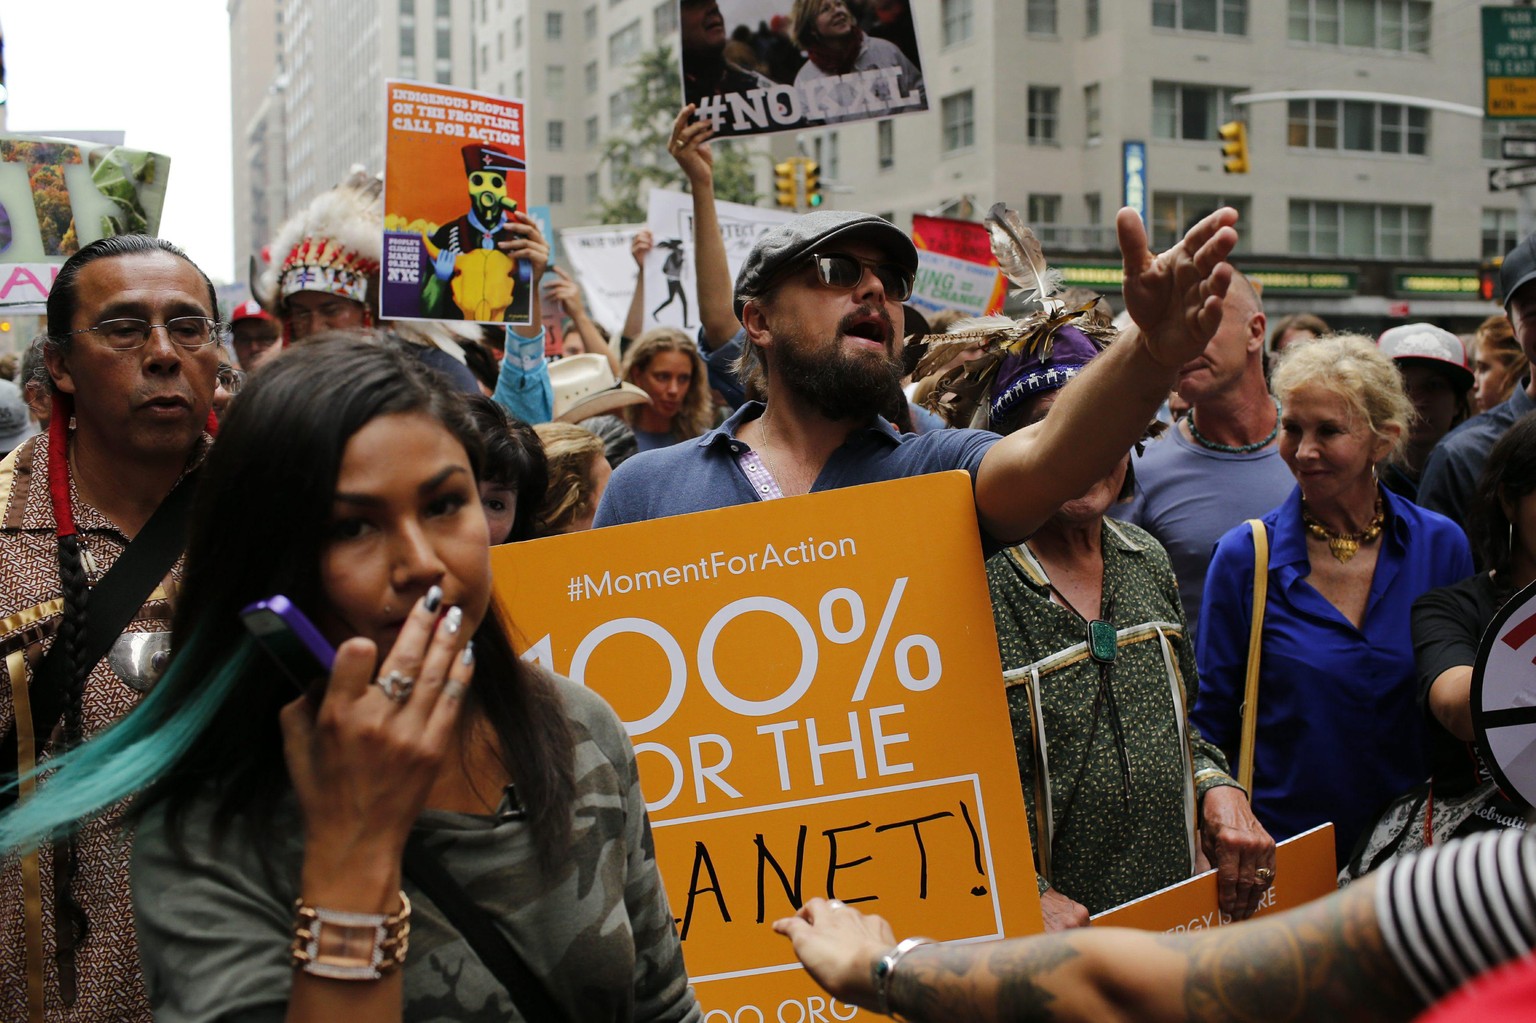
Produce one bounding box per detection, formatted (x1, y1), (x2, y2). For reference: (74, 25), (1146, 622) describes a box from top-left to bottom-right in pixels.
(596, 207), (1241, 542)
(0, 235), (219, 1021)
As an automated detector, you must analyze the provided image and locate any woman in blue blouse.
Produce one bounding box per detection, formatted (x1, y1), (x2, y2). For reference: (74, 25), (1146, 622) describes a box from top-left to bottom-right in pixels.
(1192, 335), (1473, 865)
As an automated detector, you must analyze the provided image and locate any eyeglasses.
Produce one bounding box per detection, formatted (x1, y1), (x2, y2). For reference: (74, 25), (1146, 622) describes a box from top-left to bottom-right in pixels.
(64, 317), (227, 351)
(806, 253), (914, 302)
(216, 364), (246, 394)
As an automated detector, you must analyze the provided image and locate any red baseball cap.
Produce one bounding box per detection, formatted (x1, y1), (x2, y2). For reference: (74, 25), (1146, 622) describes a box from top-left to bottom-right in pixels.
(230, 299), (274, 324)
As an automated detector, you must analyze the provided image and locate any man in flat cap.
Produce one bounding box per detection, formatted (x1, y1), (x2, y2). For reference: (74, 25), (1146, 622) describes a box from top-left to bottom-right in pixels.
(423, 143), (530, 320)
(595, 205), (1241, 549)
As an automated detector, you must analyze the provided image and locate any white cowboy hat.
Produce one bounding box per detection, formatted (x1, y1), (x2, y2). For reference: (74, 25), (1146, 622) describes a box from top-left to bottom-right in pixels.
(550, 354), (652, 423)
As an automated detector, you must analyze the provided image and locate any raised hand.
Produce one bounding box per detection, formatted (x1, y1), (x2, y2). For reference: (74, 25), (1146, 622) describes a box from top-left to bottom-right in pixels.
(497, 210), (550, 281)
(631, 229), (654, 269)
(1116, 205), (1238, 370)
(668, 104), (717, 187)
(545, 266), (585, 319)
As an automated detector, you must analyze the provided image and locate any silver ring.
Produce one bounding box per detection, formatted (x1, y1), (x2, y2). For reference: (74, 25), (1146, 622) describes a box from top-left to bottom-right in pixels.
(827, 899), (846, 911)
(376, 670), (415, 703)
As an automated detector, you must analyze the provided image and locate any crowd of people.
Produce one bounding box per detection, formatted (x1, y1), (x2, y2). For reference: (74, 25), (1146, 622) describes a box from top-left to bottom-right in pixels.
(0, 92), (1534, 1023)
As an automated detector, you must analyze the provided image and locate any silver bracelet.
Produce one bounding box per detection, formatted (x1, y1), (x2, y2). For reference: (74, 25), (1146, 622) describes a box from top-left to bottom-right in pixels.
(873, 936), (934, 1017)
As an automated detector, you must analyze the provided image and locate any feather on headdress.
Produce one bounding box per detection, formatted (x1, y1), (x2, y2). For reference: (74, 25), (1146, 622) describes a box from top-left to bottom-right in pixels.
(904, 203), (1117, 428)
(255, 169), (383, 310)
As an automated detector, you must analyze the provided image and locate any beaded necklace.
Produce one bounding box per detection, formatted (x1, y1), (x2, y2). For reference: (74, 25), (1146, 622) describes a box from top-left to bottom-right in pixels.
(1302, 490), (1385, 564)
(1187, 397), (1281, 454)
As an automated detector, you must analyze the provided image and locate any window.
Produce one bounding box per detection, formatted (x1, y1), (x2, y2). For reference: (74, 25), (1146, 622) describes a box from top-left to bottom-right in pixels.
(1152, 0), (1247, 36)
(479, 42), (487, 73)
(497, 30), (504, 59)
(1288, 200), (1429, 258)
(1484, 209), (1520, 260)
(585, 115), (600, 148)
(514, 70), (524, 95)
(435, 61), (451, 85)
(587, 171), (601, 205)
(1027, 0), (1057, 35)
(549, 175), (565, 205)
(942, 90), (976, 152)
(1085, 192), (1102, 226)
(435, 26), (450, 60)
(1028, 86), (1060, 145)
(1028, 194), (1063, 245)
(400, 26), (416, 57)
(1288, 99), (1427, 155)
(584, 5), (597, 37)
(1484, 120), (1536, 161)
(827, 130), (841, 181)
(513, 16), (522, 47)
(546, 65), (565, 100)
(585, 60), (599, 94)
(1154, 194), (1251, 251)
(943, 0), (974, 46)
(1152, 82), (1244, 141)
(655, 0), (678, 36)
(610, 19), (642, 65)
(1084, 83), (1102, 143)
(1087, 0), (1100, 35)
(548, 120), (565, 151)
(435, 0), (448, 16)
(878, 119), (895, 169)
(1288, 0), (1429, 53)
(546, 11), (562, 39)
(610, 86), (638, 128)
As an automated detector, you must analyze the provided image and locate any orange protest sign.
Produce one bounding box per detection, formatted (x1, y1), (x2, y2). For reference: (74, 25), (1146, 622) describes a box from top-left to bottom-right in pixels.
(491, 472), (1043, 1017)
(1090, 824), (1336, 933)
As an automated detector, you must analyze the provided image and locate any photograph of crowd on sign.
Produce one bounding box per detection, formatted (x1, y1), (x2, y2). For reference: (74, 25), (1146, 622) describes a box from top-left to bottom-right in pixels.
(381, 80), (534, 325)
(680, 0), (927, 139)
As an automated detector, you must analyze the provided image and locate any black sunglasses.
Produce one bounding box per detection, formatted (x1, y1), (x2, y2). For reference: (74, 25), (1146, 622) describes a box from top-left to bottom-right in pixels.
(805, 252), (914, 302)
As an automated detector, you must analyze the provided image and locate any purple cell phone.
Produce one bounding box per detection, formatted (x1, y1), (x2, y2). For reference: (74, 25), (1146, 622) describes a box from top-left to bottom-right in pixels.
(240, 595), (336, 693)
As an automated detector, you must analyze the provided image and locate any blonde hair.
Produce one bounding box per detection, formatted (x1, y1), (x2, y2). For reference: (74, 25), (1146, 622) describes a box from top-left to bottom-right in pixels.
(621, 327), (714, 440)
(1271, 333), (1413, 459)
(531, 422), (604, 535)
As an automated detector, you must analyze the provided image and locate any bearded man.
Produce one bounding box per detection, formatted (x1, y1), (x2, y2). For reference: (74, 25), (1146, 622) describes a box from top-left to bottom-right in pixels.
(595, 207), (1241, 544)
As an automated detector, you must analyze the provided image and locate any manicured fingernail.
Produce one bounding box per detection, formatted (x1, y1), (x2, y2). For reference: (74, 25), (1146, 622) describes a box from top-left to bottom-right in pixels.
(444, 677), (468, 700)
(423, 586), (443, 613)
(442, 606), (463, 635)
(460, 640), (475, 666)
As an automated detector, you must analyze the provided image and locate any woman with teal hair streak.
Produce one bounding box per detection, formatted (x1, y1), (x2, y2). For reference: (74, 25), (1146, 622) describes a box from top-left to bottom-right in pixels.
(0, 338), (700, 1022)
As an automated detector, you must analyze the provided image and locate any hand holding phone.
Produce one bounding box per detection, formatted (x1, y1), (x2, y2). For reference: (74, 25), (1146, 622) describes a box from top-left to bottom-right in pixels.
(240, 596), (336, 695)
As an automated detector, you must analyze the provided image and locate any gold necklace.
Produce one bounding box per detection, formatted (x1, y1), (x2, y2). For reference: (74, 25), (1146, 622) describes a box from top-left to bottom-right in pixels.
(1302, 492), (1385, 564)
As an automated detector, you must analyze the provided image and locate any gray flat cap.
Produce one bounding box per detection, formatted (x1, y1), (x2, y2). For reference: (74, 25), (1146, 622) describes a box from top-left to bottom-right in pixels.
(733, 210), (919, 317)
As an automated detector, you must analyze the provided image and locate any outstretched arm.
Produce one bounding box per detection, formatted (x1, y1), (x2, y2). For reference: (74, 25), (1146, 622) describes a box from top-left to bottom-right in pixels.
(623, 229), (654, 345)
(669, 104), (741, 352)
(973, 207), (1238, 543)
(776, 878), (1422, 1023)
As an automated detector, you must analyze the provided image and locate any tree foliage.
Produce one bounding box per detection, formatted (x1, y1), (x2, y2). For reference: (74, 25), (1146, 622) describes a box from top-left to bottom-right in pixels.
(597, 46), (759, 224)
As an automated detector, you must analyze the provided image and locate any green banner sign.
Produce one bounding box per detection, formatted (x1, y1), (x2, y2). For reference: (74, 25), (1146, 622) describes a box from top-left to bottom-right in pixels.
(1393, 271), (1480, 297)
(1484, 6), (1536, 119)
(1245, 268), (1358, 295)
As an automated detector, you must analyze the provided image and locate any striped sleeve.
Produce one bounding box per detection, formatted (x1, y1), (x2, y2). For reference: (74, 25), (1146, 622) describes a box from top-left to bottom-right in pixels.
(1374, 829), (1536, 1006)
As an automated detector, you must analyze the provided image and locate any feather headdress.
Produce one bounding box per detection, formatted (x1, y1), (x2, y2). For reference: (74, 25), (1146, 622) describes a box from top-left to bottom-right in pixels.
(254, 168), (383, 311)
(904, 203), (1116, 428)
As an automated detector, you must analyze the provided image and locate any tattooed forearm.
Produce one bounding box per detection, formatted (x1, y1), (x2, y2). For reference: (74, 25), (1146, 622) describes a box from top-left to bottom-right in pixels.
(887, 938), (1091, 1023)
(1177, 878), (1422, 1023)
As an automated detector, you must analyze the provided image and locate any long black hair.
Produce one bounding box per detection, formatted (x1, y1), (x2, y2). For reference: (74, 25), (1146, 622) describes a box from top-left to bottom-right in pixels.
(134, 339), (576, 867)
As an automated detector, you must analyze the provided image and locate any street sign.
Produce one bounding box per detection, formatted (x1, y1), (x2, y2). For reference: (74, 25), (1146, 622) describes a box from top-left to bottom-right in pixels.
(1484, 7), (1536, 119)
(1489, 162), (1536, 192)
(1503, 136), (1536, 161)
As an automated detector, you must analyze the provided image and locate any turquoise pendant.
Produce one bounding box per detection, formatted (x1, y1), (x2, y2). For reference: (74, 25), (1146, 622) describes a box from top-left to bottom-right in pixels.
(1088, 619), (1117, 663)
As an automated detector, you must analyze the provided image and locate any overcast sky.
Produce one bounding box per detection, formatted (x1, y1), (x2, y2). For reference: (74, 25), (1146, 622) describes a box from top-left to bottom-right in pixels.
(3, 1), (236, 282)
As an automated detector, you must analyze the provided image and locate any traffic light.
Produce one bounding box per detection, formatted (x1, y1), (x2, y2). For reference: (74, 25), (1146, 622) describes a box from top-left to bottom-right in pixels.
(775, 160), (799, 208)
(802, 159), (822, 207)
(1218, 120), (1249, 174)
(1481, 257), (1504, 303)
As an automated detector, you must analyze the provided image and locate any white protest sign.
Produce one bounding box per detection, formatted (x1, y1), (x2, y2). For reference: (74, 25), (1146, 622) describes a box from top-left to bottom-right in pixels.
(910, 249), (1001, 320)
(559, 224), (641, 337)
(644, 188), (794, 335)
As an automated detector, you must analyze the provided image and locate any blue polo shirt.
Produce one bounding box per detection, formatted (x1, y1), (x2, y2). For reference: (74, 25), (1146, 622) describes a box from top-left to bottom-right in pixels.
(593, 401), (1002, 543)
(1191, 485), (1473, 864)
